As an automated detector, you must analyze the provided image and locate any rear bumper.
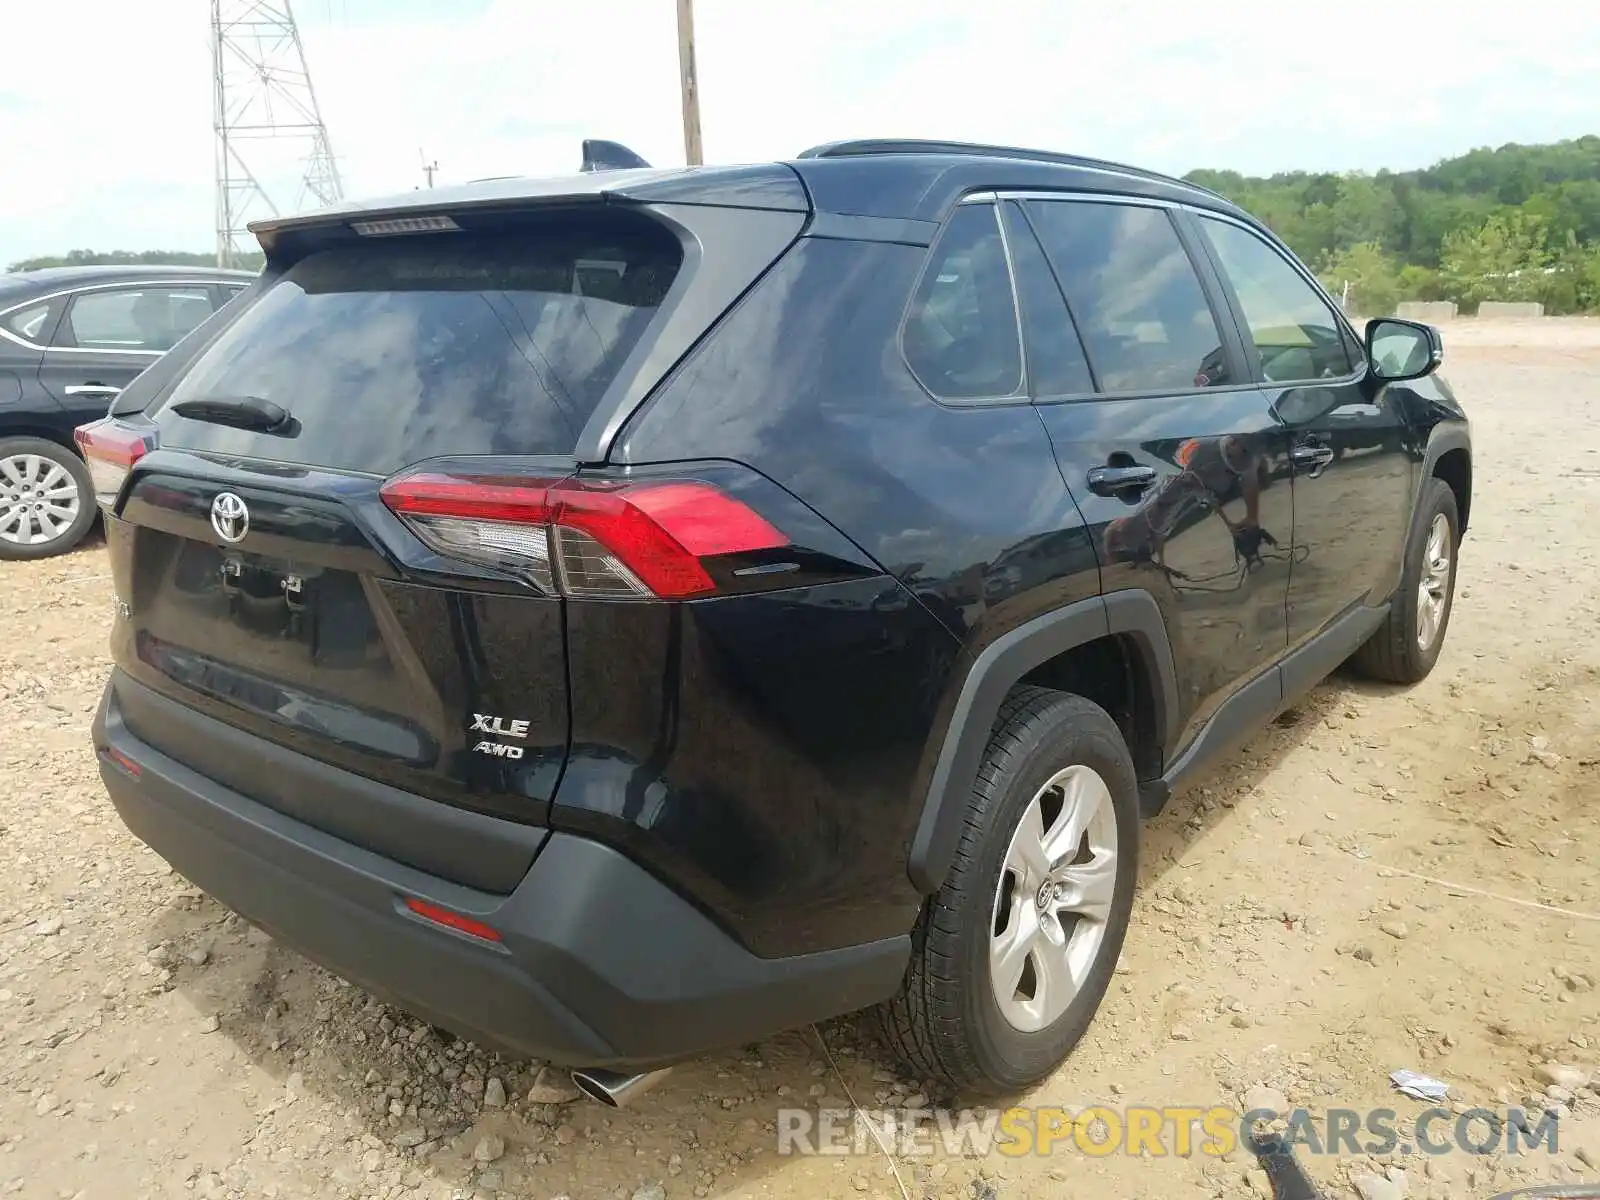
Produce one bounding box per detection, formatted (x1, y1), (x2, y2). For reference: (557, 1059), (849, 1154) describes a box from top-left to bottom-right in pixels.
(93, 674), (909, 1069)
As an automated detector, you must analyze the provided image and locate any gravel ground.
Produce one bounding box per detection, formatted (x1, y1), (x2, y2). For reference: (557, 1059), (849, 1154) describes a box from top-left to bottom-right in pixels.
(0, 318), (1597, 1200)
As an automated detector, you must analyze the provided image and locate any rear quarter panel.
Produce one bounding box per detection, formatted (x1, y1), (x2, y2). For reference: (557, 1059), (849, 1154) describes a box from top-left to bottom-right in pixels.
(607, 234), (1103, 954)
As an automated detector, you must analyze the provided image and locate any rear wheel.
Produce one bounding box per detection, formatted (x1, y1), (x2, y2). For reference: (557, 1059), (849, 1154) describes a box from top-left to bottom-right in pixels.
(877, 688), (1139, 1096)
(0, 438), (96, 561)
(1349, 477), (1459, 684)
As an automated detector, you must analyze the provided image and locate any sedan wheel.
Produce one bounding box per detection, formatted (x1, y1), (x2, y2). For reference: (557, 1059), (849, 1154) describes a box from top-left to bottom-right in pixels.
(0, 453), (83, 548)
(0, 438), (97, 561)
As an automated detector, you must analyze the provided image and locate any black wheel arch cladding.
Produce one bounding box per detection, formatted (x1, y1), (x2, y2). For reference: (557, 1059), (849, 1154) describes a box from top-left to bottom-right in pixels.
(907, 591), (1177, 895)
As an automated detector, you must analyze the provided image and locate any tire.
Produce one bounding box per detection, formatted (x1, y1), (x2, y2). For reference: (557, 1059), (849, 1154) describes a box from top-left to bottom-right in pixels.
(1349, 477), (1459, 684)
(0, 437), (97, 561)
(878, 687), (1139, 1097)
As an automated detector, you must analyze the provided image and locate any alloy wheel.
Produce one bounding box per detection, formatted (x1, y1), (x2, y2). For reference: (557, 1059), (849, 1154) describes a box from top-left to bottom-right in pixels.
(989, 764), (1119, 1033)
(1416, 512), (1452, 651)
(0, 454), (81, 548)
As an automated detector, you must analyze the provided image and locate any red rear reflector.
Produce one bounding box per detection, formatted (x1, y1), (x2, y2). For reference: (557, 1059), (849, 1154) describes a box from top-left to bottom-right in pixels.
(100, 747), (142, 778)
(380, 471), (787, 600)
(403, 896), (502, 943)
(74, 419), (154, 508)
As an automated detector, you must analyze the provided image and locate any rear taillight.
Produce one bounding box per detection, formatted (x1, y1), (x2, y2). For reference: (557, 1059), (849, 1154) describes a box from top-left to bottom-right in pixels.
(379, 470), (787, 600)
(74, 419), (155, 509)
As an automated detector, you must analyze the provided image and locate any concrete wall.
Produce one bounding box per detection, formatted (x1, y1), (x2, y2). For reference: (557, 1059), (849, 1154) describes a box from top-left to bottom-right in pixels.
(1477, 301), (1545, 319)
(1396, 301), (1459, 322)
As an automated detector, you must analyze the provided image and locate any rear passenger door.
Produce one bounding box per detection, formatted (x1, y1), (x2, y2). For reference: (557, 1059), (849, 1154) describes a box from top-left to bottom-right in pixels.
(0, 298), (55, 403)
(1188, 213), (1412, 659)
(888, 199), (1105, 639)
(1008, 196), (1295, 761)
(38, 285), (220, 425)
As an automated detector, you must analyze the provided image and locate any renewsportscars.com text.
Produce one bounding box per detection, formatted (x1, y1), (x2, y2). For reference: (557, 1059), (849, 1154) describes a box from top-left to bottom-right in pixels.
(775, 1104), (1564, 1159)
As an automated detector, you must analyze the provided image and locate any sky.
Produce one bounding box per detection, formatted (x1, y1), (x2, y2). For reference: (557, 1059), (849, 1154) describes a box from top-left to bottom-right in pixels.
(2, 0), (1597, 267)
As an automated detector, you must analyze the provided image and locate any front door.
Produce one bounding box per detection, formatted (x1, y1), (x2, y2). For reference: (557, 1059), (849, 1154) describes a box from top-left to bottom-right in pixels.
(38, 284), (221, 427)
(1187, 213), (1414, 653)
(1007, 197), (1296, 761)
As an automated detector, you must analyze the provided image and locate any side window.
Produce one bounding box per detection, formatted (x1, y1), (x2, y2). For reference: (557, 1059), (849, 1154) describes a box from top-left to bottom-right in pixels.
(1, 302), (55, 345)
(1197, 216), (1355, 383)
(903, 203), (1023, 401)
(1000, 203), (1095, 397)
(1025, 200), (1231, 393)
(60, 287), (216, 352)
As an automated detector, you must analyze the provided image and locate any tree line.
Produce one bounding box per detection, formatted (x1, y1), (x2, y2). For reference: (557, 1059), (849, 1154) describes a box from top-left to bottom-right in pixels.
(6, 249), (266, 272)
(10, 136), (1599, 315)
(1186, 135), (1600, 315)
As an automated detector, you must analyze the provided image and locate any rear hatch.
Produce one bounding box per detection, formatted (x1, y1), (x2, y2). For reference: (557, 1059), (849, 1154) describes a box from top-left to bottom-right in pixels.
(82, 201), (798, 890)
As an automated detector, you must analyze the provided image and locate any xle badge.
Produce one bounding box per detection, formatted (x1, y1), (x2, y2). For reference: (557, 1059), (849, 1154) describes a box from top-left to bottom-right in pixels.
(471, 713), (530, 739)
(470, 713), (529, 760)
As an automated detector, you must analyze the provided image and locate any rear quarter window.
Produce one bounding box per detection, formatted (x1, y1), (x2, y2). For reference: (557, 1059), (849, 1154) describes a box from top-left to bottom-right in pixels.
(1, 301), (54, 344)
(152, 216), (682, 475)
(902, 203), (1024, 402)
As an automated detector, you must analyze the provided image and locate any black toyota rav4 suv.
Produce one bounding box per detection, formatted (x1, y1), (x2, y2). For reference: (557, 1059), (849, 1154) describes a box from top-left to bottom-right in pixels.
(81, 139), (1470, 1102)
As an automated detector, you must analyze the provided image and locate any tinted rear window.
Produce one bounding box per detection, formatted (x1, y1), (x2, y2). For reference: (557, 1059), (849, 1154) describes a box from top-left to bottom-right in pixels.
(153, 216), (682, 474)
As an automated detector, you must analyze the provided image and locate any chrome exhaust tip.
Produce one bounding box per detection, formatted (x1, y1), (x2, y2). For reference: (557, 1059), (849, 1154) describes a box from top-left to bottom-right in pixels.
(569, 1066), (672, 1108)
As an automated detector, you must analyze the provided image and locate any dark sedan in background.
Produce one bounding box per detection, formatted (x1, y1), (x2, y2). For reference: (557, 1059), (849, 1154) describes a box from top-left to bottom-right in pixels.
(0, 265), (255, 558)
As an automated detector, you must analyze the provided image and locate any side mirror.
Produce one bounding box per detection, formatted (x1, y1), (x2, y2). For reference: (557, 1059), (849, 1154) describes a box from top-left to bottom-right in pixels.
(1365, 318), (1443, 383)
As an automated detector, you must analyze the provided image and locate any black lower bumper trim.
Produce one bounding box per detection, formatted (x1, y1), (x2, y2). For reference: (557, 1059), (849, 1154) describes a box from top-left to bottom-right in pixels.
(93, 677), (909, 1069)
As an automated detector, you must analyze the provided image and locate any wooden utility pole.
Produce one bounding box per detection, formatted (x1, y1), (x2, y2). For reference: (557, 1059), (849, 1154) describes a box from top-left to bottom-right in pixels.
(675, 0), (704, 165)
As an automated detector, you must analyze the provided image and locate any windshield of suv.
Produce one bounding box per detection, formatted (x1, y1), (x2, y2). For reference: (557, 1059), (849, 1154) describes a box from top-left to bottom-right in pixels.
(152, 216), (682, 475)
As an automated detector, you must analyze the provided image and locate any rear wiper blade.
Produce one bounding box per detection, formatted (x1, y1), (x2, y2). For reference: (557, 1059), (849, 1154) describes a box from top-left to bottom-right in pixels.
(169, 394), (293, 434)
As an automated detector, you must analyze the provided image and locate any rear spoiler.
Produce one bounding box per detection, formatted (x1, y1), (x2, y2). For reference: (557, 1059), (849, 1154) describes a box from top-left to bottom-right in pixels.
(245, 139), (805, 267)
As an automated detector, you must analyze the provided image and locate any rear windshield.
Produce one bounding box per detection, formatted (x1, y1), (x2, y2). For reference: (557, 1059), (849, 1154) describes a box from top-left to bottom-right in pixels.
(152, 216), (682, 474)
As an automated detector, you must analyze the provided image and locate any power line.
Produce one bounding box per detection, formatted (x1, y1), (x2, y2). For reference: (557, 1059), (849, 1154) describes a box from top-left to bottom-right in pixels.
(211, 0), (343, 268)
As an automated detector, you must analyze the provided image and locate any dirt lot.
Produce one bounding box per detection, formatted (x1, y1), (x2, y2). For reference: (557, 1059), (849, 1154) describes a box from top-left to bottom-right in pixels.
(1, 318), (1597, 1200)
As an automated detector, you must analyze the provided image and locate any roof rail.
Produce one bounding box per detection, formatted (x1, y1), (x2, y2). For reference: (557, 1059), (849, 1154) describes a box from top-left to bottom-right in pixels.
(795, 138), (1228, 203)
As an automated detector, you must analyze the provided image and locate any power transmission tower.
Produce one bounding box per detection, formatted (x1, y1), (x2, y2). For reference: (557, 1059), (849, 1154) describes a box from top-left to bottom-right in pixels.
(211, 0), (343, 267)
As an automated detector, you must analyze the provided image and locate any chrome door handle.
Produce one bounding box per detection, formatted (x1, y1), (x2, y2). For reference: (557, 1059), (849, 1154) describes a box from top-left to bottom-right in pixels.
(64, 385), (122, 397)
(1087, 465), (1158, 497)
(1290, 442), (1335, 479)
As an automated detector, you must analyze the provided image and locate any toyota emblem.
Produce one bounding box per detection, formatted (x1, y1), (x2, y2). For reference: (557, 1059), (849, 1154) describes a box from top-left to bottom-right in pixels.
(210, 492), (250, 543)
